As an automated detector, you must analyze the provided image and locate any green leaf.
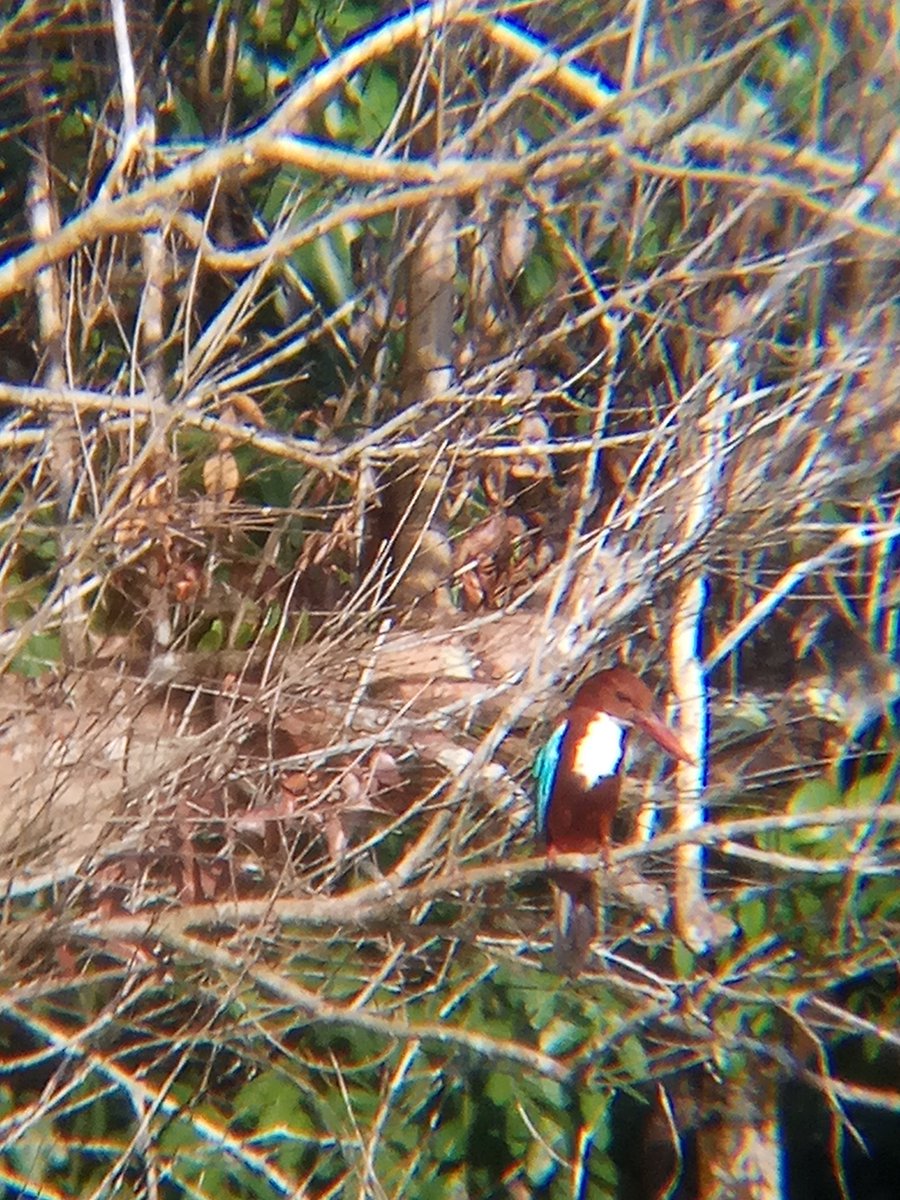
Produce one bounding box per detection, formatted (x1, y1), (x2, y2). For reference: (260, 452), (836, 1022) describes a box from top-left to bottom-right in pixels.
(844, 769), (895, 808)
(197, 619), (225, 652)
(788, 778), (841, 815)
(748, 1008), (775, 1040)
(715, 1045), (749, 1078)
(538, 1015), (584, 1056)
(525, 1138), (557, 1188)
(739, 897), (767, 940)
(484, 1072), (515, 1106)
(33, 536), (59, 562)
(12, 632), (61, 677)
(359, 66), (399, 142)
(580, 1088), (611, 1135)
(617, 1035), (649, 1080)
(795, 890), (823, 921)
(520, 250), (556, 306)
(854, 876), (900, 923)
(260, 602), (283, 636)
(171, 87), (204, 138)
(323, 97), (357, 141)
(234, 620), (259, 649)
(784, 777), (846, 854)
(673, 940), (695, 979)
(530, 1076), (566, 1112)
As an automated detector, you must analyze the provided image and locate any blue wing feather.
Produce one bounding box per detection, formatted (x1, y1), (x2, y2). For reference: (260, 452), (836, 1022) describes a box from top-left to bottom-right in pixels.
(532, 721), (567, 832)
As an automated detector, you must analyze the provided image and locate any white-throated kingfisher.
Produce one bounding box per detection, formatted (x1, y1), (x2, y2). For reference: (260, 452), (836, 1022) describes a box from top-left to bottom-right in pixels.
(533, 666), (693, 973)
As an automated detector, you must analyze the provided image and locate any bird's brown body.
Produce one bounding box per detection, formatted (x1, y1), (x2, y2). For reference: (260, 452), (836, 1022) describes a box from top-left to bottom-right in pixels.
(544, 706), (622, 857)
(536, 667), (692, 973)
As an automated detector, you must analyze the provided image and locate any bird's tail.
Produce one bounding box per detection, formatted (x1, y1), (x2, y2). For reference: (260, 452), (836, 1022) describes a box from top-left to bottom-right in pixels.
(551, 870), (598, 975)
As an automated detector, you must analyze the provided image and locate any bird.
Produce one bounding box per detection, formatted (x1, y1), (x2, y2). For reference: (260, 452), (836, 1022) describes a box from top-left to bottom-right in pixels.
(533, 666), (693, 973)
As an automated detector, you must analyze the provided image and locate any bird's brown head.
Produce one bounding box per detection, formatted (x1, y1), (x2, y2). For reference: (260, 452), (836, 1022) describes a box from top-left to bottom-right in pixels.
(572, 667), (694, 764)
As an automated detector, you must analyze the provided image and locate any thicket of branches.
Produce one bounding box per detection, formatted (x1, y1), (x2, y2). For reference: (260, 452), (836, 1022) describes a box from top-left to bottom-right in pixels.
(1, 1), (898, 1197)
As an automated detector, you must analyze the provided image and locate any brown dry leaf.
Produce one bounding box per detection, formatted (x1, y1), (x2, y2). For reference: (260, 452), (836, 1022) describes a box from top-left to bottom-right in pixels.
(129, 473), (170, 509)
(114, 471), (174, 547)
(215, 395), (268, 451)
(369, 749), (402, 789)
(170, 557), (205, 603)
(454, 512), (507, 610)
(500, 199), (537, 282)
(454, 512), (536, 610)
(295, 507), (356, 572)
(229, 391), (267, 428)
(510, 411), (553, 481)
(203, 451), (240, 505)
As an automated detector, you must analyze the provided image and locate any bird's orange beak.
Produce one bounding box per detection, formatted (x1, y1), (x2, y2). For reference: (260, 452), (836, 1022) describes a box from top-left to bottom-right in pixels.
(636, 710), (695, 764)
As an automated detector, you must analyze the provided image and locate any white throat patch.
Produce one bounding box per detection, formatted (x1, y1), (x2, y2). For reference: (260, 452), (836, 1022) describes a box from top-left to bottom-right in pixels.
(572, 712), (626, 787)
